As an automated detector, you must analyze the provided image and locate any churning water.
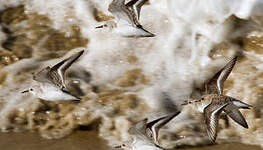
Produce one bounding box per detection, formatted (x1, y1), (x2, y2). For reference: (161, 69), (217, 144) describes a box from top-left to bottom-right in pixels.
(0, 0), (262, 149)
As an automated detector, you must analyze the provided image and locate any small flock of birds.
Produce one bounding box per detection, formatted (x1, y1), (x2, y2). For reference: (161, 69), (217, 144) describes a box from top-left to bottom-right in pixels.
(20, 0), (253, 150)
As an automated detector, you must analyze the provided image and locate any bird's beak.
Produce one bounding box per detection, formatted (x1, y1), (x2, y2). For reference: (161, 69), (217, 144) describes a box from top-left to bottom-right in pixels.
(21, 90), (29, 93)
(154, 143), (162, 149)
(95, 25), (104, 29)
(114, 145), (122, 149)
(62, 88), (70, 94)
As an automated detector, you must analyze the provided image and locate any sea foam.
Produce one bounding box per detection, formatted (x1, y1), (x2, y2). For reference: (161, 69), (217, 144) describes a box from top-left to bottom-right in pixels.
(0, 0), (262, 148)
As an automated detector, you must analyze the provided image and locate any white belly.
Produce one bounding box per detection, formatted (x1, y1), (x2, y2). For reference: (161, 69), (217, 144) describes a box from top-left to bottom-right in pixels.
(36, 84), (79, 101)
(133, 145), (163, 150)
(114, 24), (153, 37)
(132, 140), (163, 150)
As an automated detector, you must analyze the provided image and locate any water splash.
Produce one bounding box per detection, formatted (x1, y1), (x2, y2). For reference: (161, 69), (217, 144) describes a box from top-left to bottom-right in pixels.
(0, 0), (262, 149)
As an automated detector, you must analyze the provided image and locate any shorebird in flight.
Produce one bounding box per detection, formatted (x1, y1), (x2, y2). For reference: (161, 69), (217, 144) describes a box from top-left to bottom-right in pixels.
(96, 0), (155, 37)
(115, 112), (181, 150)
(22, 50), (84, 101)
(182, 57), (252, 143)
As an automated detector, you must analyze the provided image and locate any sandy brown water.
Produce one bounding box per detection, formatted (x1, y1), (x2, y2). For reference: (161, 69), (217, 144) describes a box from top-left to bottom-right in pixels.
(0, 131), (262, 150)
(0, 131), (110, 150)
(0, 2), (263, 150)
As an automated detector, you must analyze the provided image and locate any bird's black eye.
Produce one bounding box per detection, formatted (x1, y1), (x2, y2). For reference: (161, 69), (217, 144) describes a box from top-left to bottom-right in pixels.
(30, 88), (33, 91)
(122, 144), (126, 147)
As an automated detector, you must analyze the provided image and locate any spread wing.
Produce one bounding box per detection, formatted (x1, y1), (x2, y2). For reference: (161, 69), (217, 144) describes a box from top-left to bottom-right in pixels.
(204, 102), (229, 143)
(33, 66), (53, 84)
(48, 50), (84, 90)
(125, 0), (148, 20)
(205, 57), (237, 95)
(146, 111), (180, 146)
(146, 111), (180, 136)
(224, 103), (249, 128)
(108, 0), (140, 26)
(232, 99), (252, 109)
(128, 118), (148, 136)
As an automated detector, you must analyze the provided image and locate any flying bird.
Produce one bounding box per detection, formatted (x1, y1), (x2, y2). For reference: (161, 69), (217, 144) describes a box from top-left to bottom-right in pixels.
(115, 111), (181, 150)
(182, 57), (252, 143)
(96, 0), (155, 37)
(22, 50), (84, 101)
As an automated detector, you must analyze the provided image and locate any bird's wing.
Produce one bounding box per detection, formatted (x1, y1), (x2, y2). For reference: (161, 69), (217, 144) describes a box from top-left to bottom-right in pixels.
(125, 0), (148, 20)
(204, 102), (229, 143)
(48, 50), (84, 90)
(232, 99), (252, 109)
(108, 0), (140, 26)
(146, 111), (180, 135)
(205, 57), (237, 95)
(224, 103), (249, 128)
(128, 118), (148, 135)
(33, 66), (53, 84)
(146, 111), (181, 146)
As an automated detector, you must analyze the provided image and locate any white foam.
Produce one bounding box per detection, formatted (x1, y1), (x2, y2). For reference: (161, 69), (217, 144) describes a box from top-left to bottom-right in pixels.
(0, 0), (263, 148)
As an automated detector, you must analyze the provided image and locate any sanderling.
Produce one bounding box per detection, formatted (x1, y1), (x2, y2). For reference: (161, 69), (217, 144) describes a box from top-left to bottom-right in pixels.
(22, 50), (84, 101)
(96, 0), (155, 37)
(182, 57), (252, 143)
(115, 111), (181, 150)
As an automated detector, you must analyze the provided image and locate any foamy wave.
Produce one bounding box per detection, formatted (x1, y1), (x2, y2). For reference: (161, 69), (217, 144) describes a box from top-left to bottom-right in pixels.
(0, 0), (262, 148)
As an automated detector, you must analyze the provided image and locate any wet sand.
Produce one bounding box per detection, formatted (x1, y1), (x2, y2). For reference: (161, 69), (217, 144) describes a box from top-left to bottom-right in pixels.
(176, 143), (263, 150)
(0, 131), (110, 150)
(0, 131), (262, 150)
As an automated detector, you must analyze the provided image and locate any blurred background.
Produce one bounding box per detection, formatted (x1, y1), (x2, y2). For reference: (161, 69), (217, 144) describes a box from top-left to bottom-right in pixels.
(0, 0), (262, 149)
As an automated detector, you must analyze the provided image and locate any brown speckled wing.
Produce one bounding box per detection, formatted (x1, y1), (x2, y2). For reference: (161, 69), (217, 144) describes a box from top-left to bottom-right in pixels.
(125, 0), (148, 20)
(48, 50), (84, 90)
(204, 102), (229, 143)
(205, 57), (237, 95)
(108, 0), (140, 26)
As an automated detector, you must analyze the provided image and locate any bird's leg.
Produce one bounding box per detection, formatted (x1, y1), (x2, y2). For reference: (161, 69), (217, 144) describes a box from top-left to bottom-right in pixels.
(21, 90), (29, 93)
